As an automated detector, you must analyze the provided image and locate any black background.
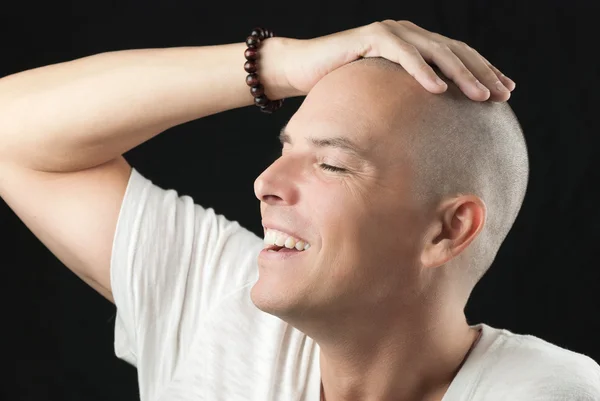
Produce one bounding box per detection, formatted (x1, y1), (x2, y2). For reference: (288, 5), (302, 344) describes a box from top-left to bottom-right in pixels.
(1, 1), (598, 400)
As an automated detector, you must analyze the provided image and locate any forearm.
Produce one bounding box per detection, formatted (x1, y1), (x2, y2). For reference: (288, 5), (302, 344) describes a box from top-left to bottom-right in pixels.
(0, 39), (295, 172)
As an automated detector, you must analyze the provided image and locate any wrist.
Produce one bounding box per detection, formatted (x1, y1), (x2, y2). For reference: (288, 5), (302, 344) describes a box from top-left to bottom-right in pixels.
(258, 37), (305, 100)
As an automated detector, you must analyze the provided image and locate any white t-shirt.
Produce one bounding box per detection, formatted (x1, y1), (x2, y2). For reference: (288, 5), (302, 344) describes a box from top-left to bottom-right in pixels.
(110, 168), (600, 401)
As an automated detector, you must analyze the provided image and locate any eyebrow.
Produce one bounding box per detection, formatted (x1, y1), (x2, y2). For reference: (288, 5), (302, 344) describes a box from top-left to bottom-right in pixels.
(278, 124), (366, 157)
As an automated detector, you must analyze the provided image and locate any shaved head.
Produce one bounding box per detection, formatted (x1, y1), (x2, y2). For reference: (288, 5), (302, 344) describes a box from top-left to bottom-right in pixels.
(253, 56), (529, 320)
(353, 57), (529, 286)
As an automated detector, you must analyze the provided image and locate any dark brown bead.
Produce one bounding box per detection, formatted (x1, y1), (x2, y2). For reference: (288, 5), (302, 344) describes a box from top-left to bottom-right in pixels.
(254, 95), (269, 106)
(260, 104), (274, 114)
(250, 84), (264, 97)
(244, 61), (257, 73)
(246, 73), (259, 86)
(246, 36), (260, 48)
(250, 27), (265, 40)
(261, 99), (283, 113)
(260, 101), (281, 113)
(244, 48), (258, 61)
(271, 99), (284, 110)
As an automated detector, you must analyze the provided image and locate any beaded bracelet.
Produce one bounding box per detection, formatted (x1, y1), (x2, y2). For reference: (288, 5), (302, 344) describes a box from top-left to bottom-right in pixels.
(244, 27), (284, 114)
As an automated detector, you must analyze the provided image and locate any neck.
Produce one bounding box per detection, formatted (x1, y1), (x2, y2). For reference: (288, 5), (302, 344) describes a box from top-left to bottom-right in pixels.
(302, 301), (479, 401)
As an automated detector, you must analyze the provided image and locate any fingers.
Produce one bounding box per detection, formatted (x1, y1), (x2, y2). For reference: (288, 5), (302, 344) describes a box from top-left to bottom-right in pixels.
(483, 56), (516, 91)
(381, 35), (449, 94)
(449, 42), (512, 102)
(365, 22), (448, 94)
(395, 27), (496, 101)
(422, 41), (493, 101)
(380, 20), (516, 102)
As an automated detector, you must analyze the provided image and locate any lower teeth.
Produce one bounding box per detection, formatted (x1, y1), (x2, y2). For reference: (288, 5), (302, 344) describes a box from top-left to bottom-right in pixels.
(266, 248), (302, 252)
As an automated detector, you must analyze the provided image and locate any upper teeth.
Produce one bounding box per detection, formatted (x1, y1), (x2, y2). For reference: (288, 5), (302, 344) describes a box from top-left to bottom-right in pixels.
(263, 228), (311, 251)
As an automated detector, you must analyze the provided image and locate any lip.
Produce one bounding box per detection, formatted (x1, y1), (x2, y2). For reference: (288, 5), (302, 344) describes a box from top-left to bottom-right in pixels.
(258, 247), (310, 261)
(261, 220), (309, 244)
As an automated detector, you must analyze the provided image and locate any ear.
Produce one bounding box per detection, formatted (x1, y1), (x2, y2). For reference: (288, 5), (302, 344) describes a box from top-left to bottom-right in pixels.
(420, 195), (486, 269)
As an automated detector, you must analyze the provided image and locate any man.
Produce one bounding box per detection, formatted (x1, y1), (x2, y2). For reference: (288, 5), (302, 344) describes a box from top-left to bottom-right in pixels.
(0, 19), (598, 401)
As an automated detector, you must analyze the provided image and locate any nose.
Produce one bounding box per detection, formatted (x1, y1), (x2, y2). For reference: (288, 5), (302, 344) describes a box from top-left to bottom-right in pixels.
(254, 155), (300, 206)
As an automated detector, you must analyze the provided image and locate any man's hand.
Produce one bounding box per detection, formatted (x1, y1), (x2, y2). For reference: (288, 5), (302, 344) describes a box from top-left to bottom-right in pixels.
(279, 20), (515, 102)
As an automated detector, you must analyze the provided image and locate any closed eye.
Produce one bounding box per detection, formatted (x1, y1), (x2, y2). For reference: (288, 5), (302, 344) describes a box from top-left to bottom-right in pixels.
(319, 163), (346, 173)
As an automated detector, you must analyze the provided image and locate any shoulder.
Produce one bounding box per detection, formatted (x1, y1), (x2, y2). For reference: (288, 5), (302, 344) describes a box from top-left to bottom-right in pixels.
(480, 324), (600, 399)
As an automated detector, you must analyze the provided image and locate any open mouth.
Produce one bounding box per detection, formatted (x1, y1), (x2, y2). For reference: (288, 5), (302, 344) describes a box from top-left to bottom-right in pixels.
(263, 228), (311, 252)
(265, 245), (302, 253)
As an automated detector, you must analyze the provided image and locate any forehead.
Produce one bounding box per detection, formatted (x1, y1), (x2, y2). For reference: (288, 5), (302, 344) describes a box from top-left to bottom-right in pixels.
(287, 63), (425, 157)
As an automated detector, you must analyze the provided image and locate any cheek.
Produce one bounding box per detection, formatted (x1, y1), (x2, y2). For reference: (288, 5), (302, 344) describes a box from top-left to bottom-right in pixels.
(309, 181), (364, 231)
(356, 192), (423, 264)
(305, 182), (363, 260)
(374, 207), (423, 265)
(305, 179), (419, 268)
(311, 187), (373, 267)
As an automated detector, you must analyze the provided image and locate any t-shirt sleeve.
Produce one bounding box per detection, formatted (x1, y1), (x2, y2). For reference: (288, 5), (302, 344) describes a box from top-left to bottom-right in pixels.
(109, 168), (262, 389)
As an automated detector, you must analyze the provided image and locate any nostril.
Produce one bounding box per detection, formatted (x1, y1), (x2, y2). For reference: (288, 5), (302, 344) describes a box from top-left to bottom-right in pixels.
(262, 194), (284, 203)
(254, 163), (299, 205)
(254, 175), (283, 203)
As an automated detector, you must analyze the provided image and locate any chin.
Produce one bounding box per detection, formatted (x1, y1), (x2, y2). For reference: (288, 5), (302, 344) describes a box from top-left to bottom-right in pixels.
(250, 277), (308, 320)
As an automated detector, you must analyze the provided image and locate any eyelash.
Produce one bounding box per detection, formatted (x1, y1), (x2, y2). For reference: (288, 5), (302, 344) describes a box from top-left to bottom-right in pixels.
(319, 163), (346, 173)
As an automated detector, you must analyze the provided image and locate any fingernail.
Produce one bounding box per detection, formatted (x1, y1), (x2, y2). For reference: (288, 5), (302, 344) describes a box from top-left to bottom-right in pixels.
(475, 80), (489, 92)
(502, 76), (516, 90)
(495, 81), (509, 92)
(436, 77), (447, 87)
